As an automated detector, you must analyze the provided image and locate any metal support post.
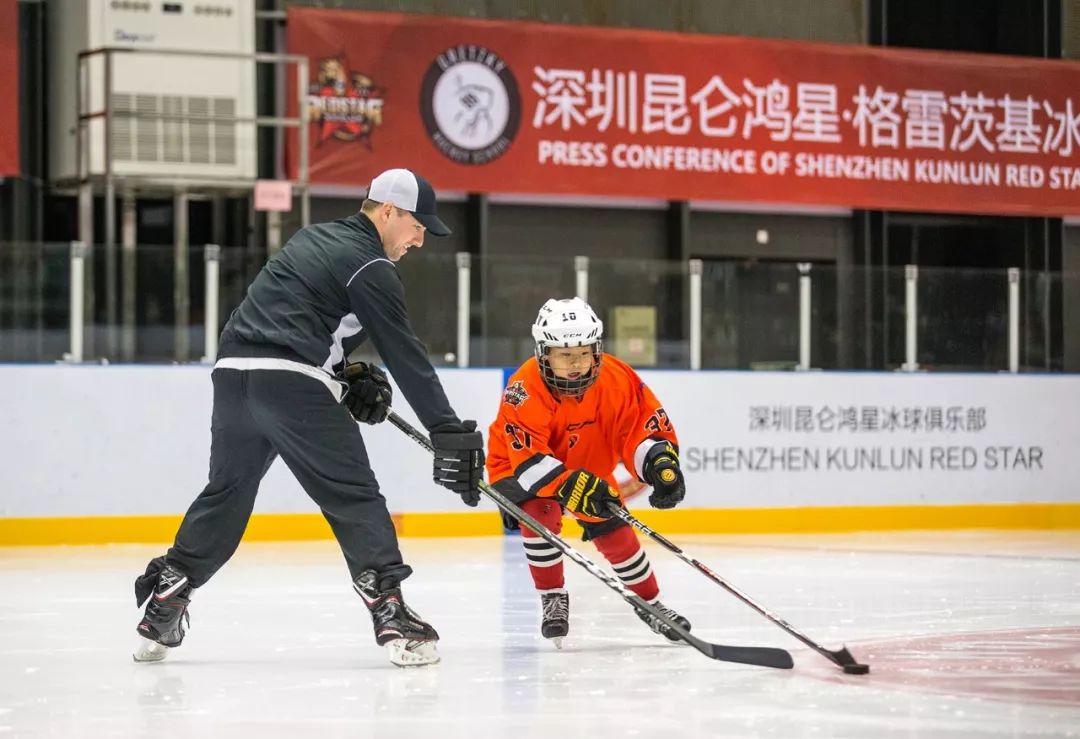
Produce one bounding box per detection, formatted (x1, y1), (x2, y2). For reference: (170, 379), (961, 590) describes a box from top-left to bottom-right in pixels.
(76, 53), (94, 361)
(267, 210), (282, 256)
(575, 256), (589, 302)
(456, 252), (471, 368)
(174, 191), (190, 362)
(202, 244), (221, 363)
(66, 241), (87, 363)
(902, 264), (919, 371)
(1008, 268), (1020, 373)
(121, 193), (137, 361)
(76, 55), (92, 254)
(797, 262), (812, 370)
(297, 58), (310, 228)
(689, 259), (702, 370)
(103, 50), (117, 358)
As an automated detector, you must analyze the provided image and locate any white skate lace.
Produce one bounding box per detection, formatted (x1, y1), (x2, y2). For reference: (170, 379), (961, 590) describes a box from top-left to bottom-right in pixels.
(542, 594), (568, 622)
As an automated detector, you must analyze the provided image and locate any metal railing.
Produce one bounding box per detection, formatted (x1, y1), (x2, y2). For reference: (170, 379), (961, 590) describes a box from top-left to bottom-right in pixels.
(71, 46), (310, 361)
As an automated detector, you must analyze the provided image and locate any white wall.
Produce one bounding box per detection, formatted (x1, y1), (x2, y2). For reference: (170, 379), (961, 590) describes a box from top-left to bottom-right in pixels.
(0, 366), (502, 517)
(1, 365), (1076, 518)
(650, 371), (1077, 507)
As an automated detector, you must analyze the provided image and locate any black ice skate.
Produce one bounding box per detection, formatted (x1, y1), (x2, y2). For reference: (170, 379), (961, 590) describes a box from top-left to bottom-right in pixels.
(133, 562), (192, 663)
(636, 601), (691, 644)
(540, 589), (569, 649)
(354, 570), (440, 667)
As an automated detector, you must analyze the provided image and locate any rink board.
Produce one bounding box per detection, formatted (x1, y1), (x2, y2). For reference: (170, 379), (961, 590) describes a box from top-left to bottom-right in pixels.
(1, 365), (1078, 544)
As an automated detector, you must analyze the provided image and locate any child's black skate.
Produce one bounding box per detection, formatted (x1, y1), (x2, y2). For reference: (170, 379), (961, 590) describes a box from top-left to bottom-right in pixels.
(354, 570), (439, 666)
(636, 601), (691, 644)
(133, 561), (192, 662)
(540, 589), (569, 649)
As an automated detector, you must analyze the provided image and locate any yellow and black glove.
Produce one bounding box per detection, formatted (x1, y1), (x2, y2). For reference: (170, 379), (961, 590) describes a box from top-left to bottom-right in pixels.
(554, 469), (621, 518)
(643, 442), (685, 510)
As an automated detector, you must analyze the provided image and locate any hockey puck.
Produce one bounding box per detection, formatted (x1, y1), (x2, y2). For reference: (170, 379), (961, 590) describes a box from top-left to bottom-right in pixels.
(843, 664), (870, 675)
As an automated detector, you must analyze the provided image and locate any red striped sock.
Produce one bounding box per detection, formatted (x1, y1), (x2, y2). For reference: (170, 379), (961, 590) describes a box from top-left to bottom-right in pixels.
(519, 497), (565, 591)
(592, 525), (659, 601)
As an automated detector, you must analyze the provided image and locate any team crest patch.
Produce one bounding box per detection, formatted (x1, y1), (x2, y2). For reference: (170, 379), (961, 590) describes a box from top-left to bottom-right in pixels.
(503, 380), (529, 407)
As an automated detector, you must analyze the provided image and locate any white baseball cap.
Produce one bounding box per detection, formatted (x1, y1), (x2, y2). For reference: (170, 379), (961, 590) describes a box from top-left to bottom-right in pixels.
(366, 168), (451, 236)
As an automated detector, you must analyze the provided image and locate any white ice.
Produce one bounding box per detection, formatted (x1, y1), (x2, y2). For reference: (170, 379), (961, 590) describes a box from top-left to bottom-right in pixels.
(1, 530), (1078, 738)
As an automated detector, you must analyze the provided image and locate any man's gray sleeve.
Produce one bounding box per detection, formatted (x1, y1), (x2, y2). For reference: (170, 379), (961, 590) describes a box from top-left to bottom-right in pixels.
(347, 261), (461, 432)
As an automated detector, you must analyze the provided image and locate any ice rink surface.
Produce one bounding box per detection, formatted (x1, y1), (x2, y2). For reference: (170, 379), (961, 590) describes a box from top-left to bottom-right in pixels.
(1, 530), (1078, 738)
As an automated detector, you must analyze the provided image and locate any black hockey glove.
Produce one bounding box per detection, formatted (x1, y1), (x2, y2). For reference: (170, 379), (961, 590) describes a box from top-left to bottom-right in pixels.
(554, 469), (622, 519)
(431, 420), (485, 507)
(337, 362), (393, 425)
(643, 441), (685, 510)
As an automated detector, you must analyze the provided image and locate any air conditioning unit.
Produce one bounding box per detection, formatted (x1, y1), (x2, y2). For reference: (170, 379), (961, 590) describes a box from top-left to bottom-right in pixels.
(48, 0), (256, 185)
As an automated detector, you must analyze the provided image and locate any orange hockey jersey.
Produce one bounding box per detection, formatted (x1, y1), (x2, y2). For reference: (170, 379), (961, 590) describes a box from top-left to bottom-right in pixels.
(487, 353), (678, 503)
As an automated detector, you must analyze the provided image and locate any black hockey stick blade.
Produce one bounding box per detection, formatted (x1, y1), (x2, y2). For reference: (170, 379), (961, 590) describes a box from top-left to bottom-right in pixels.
(386, 411), (793, 670)
(608, 504), (868, 673)
(697, 640), (794, 669)
(619, 591), (792, 669)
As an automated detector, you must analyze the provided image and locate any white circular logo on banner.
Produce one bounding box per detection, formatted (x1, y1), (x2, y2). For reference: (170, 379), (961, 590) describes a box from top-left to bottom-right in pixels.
(431, 62), (510, 150)
(421, 45), (521, 166)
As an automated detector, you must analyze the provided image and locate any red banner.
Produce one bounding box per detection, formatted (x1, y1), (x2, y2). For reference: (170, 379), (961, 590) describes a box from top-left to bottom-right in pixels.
(0, 0), (18, 178)
(287, 8), (1080, 216)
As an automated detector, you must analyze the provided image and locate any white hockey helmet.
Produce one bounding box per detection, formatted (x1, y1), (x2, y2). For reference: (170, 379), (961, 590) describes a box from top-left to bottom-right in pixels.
(531, 297), (604, 396)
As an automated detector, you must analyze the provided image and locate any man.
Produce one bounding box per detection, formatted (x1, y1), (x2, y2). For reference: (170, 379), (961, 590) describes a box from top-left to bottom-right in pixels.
(487, 297), (690, 648)
(133, 168), (484, 668)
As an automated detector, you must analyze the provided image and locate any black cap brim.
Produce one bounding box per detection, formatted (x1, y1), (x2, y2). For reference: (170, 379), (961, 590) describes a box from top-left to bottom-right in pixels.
(412, 211), (451, 237)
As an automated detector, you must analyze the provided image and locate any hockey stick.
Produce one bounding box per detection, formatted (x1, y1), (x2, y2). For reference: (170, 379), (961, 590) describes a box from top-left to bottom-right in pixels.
(386, 411), (793, 670)
(607, 504), (870, 674)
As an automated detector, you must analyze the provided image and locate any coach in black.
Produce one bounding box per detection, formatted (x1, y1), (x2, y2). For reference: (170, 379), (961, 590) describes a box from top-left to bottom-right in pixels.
(132, 168), (484, 667)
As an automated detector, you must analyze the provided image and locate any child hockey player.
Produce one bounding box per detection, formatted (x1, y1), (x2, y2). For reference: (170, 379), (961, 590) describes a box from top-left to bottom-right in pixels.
(487, 297), (690, 647)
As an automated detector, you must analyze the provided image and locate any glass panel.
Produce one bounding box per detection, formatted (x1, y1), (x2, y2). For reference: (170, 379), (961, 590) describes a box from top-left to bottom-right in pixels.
(832, 262), (861, 369)
(698, 260), (737, 369)
(1, 241), (1073, 373)
(187, 244), (209, 364)
(882, 265), (907, 370)
(918, 267), (1008, 371)
(133, 244), (182, 362)
(477, 254), (576, 367)
(98, 242), (221, 365)
(0, 241), (71, 362)
(700, 260), (802, 369)
(1062, 271), (1080, 373)
(1025, 269), (1059, 371)
(218, 245), (261, 337)
(808, 263), (840, 369)
(586, 257), (689, 368)
(395, 252), (458, 367)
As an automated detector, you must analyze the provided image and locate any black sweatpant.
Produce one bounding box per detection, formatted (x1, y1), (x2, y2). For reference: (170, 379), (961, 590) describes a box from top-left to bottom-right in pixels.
(165, 368), (412, 589)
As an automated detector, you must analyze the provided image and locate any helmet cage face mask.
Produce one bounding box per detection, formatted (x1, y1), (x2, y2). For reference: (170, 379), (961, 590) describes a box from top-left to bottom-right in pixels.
(531, 298), (604, 398)
(535, 342), (603, 397)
